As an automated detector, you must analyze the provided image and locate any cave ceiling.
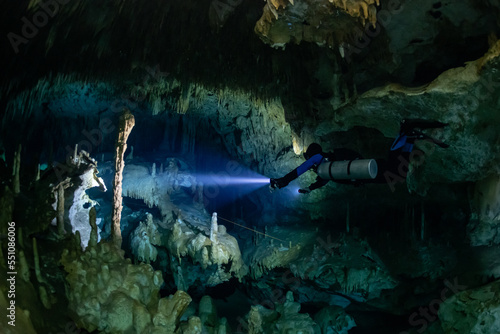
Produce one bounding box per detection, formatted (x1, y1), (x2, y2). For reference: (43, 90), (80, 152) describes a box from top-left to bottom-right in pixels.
(3, 0), (499, 99)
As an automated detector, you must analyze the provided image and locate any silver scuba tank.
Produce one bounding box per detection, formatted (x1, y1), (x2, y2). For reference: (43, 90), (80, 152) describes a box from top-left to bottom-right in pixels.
(317, 159), (378, 180)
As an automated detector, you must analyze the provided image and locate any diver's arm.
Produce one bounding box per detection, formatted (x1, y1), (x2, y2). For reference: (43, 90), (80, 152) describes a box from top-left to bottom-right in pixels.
(271, 154), (323, 189)
(299, 177), (329, 193)
(273, 168), (298, 189)
(309, 177), (329, 190)
(296, 154), (323, 175)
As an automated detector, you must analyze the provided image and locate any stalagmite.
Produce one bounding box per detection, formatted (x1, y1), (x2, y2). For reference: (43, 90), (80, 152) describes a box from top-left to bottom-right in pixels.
(18, 227), (24, 249)
(13, 144), (21, 194)
(88, 207), (98, 248)
(32, 238), (47, 285)
(73, 144), (78, 165)
(52, 177), (72, 236)
(36, 163), (40, 181)
(217, 317), (228, 334)
(18, 250), (30, 282)
(152, 162), (156, 177)
(111, 109), (135, 248)
(39, 285), (52, 309)
(210, 212), (218, 243)
(176, 265), (187, 291)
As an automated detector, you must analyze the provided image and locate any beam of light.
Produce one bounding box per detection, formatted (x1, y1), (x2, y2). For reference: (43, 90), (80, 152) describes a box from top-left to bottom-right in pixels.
(220, 177), (270, 184)
(193, 172), (270, 187)
(190, 163), (271, 210)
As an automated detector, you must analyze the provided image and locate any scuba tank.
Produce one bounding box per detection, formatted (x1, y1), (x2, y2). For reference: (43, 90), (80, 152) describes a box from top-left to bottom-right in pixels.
(317, 159), (378, 180)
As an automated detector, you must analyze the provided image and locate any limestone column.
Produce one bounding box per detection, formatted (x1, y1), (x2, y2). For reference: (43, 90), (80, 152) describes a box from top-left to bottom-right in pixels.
(210, 212), (218, 243)
(111, 109), (135, 248)
(52, 177), (72, 236)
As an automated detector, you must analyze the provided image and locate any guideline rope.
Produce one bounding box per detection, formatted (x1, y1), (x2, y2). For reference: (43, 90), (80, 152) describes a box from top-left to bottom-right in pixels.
(217, 216), (287, 243)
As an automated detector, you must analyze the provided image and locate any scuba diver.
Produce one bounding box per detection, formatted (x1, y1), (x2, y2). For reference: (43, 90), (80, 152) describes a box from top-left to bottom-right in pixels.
(270, 119), (449, 193)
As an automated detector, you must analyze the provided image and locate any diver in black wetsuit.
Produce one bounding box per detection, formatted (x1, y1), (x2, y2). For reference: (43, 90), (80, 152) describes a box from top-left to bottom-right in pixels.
(270, 119), (448, 193)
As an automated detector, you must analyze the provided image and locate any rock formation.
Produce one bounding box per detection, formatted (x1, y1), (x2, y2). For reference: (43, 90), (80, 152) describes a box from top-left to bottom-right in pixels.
(112, 109), (135, 248)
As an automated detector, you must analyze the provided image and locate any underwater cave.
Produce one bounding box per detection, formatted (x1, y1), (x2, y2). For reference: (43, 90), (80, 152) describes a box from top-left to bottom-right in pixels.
(2, 0), (500, 333)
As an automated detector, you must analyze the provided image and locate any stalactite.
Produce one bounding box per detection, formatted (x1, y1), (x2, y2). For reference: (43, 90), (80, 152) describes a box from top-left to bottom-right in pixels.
(13, 144), (21, 194)
(176, 84), (193, 114)
(111, 109), (135, 248)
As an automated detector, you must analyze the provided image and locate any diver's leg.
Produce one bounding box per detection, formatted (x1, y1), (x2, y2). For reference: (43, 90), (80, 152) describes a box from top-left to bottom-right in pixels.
(400, 118), (447, 132)
(367, 133), (413, 184)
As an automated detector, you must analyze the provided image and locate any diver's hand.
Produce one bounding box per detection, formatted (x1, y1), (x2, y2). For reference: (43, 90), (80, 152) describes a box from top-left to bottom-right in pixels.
(270, 178), (289, 189)
(298, 187), (311, 194)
